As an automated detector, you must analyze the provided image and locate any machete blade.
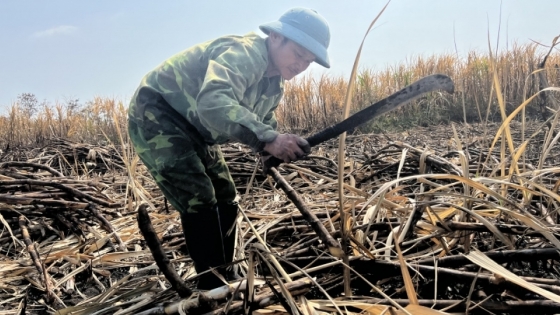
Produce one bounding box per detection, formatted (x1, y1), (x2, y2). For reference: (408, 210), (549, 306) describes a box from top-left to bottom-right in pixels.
(306, 74), (455, 147)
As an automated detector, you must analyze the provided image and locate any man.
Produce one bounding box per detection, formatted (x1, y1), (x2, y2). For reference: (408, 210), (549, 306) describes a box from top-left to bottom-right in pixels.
(128, 7), (331, 290)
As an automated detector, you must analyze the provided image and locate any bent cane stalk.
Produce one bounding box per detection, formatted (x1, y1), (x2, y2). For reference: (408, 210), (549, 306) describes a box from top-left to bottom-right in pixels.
(269, 166), (344, 258)
(137, 204), (193, 298)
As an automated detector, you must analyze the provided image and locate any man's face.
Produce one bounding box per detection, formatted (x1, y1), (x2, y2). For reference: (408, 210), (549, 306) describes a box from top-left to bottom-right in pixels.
(268, 34), (316, 80)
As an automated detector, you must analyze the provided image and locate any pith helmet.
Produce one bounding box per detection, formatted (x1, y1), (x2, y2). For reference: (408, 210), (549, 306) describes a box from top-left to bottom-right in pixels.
(259, 7), (331, 68)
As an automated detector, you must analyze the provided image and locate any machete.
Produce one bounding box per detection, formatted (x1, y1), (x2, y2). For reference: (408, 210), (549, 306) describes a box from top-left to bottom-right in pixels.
(305, 73), (455, 147)
(262, 74), (454, 168)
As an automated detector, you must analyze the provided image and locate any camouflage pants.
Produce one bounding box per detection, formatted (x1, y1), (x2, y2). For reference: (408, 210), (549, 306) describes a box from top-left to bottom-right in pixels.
(128, 87), (237, 214)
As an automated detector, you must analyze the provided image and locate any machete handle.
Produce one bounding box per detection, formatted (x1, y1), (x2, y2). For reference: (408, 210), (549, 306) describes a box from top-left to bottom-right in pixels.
(261, 153), (282, 174)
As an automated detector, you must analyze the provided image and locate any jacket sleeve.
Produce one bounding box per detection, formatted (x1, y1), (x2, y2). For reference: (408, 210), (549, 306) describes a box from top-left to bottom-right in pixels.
(196, 42), (279, 150)
(262, 111), (278, 131)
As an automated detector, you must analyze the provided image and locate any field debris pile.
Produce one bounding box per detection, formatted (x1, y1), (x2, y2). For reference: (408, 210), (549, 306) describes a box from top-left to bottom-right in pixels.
(2, 123), (560, 314)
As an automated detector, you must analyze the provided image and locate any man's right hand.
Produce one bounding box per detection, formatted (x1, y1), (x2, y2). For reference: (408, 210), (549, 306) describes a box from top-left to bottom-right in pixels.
(263, 134), (310, 163)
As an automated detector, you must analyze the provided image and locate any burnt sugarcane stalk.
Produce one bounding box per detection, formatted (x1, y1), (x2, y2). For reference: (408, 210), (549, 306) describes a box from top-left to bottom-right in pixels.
(268, 166), (344, 258)
(19, 216), (56, 304)
(137, 204), (193, 298)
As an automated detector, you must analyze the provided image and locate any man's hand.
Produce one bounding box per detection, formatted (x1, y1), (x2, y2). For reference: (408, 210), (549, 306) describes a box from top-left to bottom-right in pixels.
(260, 153), (280, 175)
(263, 134), (310, 163)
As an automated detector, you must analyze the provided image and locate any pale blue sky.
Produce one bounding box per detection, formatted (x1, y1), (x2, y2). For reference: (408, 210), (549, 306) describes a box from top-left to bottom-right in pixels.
(0, 1), (558, 109)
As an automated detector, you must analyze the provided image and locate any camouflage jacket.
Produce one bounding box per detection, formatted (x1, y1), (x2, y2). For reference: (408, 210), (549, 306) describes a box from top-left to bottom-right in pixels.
(129, 32), (283, 150)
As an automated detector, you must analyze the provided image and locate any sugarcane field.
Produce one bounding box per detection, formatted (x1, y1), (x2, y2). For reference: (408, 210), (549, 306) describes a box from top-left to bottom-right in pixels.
(2, 2), (560, 315)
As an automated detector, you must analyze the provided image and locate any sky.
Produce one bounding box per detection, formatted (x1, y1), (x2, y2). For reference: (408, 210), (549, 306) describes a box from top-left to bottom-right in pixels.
(0, 0), (558, 110)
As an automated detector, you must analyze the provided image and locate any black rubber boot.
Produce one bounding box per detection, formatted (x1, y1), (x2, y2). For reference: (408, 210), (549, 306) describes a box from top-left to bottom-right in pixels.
(181, 206), (227, 290)
(217, 202), (241, 281)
